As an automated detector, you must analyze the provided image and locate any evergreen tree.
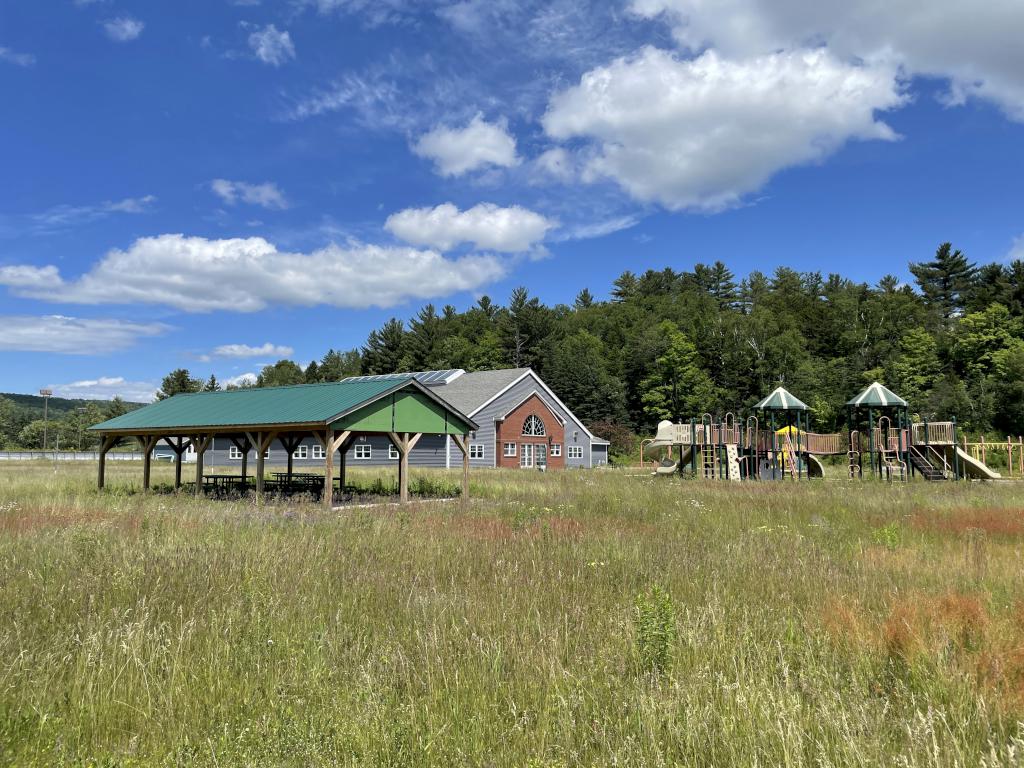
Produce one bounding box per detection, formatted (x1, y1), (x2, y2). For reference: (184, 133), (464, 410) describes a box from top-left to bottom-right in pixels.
(611, 271), (638, 302)
(362, 318), (406, 374)
(476, 295), (496, 320)
(546, 331), (625, 423)
(304, 360), (321, 383)
(403, 304), (442, 370)
(319, 349), (362, 380)
(888, 328), (942, 410)
(639, 322), (718, 423)
(156, 369), (202, 400)
(909, 242), (977, 320)
(574, 288), (595, 310)
(0, 396), (15, 448)
(106, 397), (131, 419)
(203, 375), (221, 392)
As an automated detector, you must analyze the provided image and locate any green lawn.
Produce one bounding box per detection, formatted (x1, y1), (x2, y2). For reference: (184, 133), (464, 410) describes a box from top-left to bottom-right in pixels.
(2, 462), (1023, 766)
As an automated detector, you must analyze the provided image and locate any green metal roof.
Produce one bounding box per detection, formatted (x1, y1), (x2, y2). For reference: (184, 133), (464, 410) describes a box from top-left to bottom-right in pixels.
(845, 381), (908, 408)
(88, 377), (476, 433)
(754, 386), (809, 411)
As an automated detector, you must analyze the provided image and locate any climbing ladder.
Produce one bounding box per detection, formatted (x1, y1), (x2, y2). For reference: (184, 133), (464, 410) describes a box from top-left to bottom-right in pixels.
(701, 446), (719, 479)
(848, 430), (862, 478)
(725, 444), (742, 481)
(782, 432), (798, 479)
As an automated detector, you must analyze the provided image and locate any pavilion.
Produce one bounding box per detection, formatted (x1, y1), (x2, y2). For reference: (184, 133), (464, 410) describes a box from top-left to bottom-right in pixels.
(88, 377), (478, 506)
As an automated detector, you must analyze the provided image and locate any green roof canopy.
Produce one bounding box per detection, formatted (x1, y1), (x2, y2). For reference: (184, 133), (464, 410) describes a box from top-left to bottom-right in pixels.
(845, 381), (908, 409)
(754, 386), (809, 411)
(88, 377), (478, 435)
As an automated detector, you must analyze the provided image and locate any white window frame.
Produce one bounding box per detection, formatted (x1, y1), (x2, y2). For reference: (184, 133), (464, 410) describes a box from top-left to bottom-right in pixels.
(311, 444), (325, 460)
(388, 444), (400, 460)
(568, 446), (583, 459)
(520, 443), (534, 468)
(470, 444), (485, 459)
(228, 445), (242, 460)
(550, 443), (561, 457)
(522, 414), (546, 436)
(293, 445), (308, 459)
(503, 442), (517, 457)
(354, 444), (372, 460)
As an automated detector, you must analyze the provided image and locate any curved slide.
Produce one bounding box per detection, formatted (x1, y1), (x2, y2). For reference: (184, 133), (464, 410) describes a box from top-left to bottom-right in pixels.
(947, 446), (1002, 480)
(652, 446), (692, 476)
(805, 454), (825, 478)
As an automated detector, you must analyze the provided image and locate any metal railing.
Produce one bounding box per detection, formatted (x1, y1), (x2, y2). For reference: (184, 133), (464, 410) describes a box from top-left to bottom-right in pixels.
(0, 451), (144, 461)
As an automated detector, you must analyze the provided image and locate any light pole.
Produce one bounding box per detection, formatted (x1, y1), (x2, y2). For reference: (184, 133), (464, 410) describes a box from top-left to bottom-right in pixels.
(39, 389), (52, 451)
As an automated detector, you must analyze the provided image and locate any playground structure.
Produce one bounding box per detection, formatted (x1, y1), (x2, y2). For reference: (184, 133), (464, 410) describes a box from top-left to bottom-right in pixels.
(643, 382), (1004, 482)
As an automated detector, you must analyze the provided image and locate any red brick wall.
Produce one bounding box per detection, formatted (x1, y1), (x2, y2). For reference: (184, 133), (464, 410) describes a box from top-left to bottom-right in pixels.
(494, 393), (566, 469)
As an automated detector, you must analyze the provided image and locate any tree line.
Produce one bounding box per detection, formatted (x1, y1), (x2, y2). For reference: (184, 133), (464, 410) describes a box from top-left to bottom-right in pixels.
(11, 242), (1022, 454)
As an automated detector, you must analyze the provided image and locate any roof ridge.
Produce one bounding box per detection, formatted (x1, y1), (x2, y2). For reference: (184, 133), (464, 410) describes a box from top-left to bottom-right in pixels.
(172, 378), (394, 398)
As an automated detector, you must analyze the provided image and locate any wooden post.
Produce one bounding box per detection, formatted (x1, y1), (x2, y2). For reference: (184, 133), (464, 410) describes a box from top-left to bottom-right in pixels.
(229, 435), (250, 491)
(256, 433), (265, 495)
(193, 435), (212, 496)
(97, 435), (116, 489)
(137, 435), (156, 491)
(324, 429), (334, 508)
(164, 436), (193, 490)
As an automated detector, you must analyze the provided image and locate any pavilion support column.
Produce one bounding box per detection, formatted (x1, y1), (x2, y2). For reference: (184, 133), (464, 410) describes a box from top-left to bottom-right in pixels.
(246, 431), (277, 500)
(389, 431), (421, 505)
(322, 429), (351, 509)
(229, 435), (250, 492)
(97, 435), (117, 490)
(137, 435), (157, 492)
(164, 436), (193, 490)
(193, 435), (212, 497)
(452, 434), (470, 502)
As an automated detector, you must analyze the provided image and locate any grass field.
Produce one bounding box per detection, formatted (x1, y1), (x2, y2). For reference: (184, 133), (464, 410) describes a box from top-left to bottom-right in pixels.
(2, 462), (1024, 766)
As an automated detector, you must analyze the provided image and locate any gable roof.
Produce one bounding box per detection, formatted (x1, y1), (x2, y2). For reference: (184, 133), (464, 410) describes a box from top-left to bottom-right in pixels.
(846, 381), (908, 408)
(88, 378), (477, 433)
(425, 368), (532, 415)
(497, 391), (566, 425)
(754, 386), (809, 411)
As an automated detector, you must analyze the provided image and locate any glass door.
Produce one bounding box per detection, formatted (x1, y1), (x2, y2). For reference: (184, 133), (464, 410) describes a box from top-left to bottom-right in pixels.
(519, 443), (533, 468)
(535, 443), (547, 469)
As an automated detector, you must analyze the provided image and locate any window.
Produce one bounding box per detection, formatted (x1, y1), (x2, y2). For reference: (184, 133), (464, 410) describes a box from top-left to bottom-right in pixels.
(520, 443), (534, 468)
(522, 415), (545, 436)
(470, 444), (485, 459)
(293, 445), (308, 459)
(228, 446), (242, 460)
(550, 444), (561, 457)
(504, 442), (517, 457)
(388, 444), (400, 460)
(311, 444), (325, 459)
(354, 444), (372, 460)
(568, 446), (583, 459)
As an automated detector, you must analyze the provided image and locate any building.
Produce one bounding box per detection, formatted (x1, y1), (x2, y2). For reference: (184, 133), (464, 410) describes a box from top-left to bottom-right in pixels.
(202, 368), (609, 470)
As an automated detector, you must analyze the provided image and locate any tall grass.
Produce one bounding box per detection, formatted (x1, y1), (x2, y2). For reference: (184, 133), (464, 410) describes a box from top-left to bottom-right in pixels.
(1, 461), (1023, 766)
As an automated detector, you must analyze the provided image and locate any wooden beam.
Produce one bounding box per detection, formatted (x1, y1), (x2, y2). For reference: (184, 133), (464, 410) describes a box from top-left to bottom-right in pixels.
(193, 434), (213, 497)
(452, 434), (470, 501)
(400, 432), (410, 504)
(97, 435), (117, 490)
(137, 435), (157, 491)
(229, 435), (250, 490)
(323, 429), (334, 509)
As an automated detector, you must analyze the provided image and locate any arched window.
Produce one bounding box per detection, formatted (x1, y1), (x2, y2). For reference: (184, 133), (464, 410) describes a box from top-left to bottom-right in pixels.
(522, 415), (545, 436)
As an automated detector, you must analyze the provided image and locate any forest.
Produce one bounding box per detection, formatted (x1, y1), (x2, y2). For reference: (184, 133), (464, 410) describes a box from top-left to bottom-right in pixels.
(4, 243), (1023, 455)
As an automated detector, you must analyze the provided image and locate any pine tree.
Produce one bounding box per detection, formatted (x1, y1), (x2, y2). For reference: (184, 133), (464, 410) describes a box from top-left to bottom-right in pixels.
(909, 242), (977, 320)
(304, 360), (321, 383)
(403, 304), (442, 370)
(639, 322), (718, 423)
(611, 271), (638, 302)
(574, 288), (595, 310)
(256, 360), (306, 388)
(156, 369), (202, 400)
(204, 375), (221, 392)
(362, 318), (406, 374)
(546, 331), (626, 423)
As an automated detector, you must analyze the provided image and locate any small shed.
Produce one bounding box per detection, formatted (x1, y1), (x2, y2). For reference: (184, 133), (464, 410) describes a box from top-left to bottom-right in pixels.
(88, 377), (478, 506)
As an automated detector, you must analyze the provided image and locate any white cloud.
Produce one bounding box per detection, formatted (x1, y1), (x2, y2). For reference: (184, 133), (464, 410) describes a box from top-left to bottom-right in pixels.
(48, 377), (159, 403)
(385, 202), (555, 253)
(10, 195), (157, 234)
(248, 24), (295, 66)
(542, 46), (904, 211)
(532, 147), (576, 183)
(1008, 235), (1024, 262)
(631, 0), (1024, 121)
(211, 180), (288, 210)
(225, 372), (258, 388)
(0, 46), (35, 67)
(0, 316), (170, 354)
(556, 215), (639, 241)
(412, 113), (519, 177)
(0, 234), (506, 313)
(210, 342), (294, 358)
(103, 17), (145, 42)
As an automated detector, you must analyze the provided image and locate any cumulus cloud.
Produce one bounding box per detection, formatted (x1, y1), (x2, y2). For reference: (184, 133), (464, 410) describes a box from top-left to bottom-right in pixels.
(0, 316), (170, 354)
(103, 17), (144, 42)
(210, 342), (294, 358)
(631, 0), (1024, 121)
(225, 372), (258, 388)
(532, 147), (576, 183)
(49, 377), (159, 403)
(0, 234), (505, 313)
(248, 24), (295, 66)
(1008, 235), (1024, 262)
(211, 180), (288, 210)
(0, 46), (35, 67)
(385, 202), (555, 253)
(412, 113), (519, 177)
(542, 46), (904, 211)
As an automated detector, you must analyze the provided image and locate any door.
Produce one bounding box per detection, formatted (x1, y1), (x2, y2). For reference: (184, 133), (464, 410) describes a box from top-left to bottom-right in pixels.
(520, 443), (533, 469)
(535, 443), (547, 470)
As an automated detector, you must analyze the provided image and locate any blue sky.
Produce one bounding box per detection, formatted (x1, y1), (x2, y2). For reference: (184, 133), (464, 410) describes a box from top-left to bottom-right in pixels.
(1, 0), (1022, 401)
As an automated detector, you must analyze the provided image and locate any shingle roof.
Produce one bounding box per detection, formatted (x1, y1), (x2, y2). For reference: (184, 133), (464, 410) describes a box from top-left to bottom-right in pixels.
(88, 378), (474, 432)
(428, 368), (531, 415)
(754, 386), (809, 411)
(846, 381), (908, 408)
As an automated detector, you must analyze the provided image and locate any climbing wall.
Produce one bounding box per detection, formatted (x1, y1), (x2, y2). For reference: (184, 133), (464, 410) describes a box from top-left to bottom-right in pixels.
(725, 444), (742, 481)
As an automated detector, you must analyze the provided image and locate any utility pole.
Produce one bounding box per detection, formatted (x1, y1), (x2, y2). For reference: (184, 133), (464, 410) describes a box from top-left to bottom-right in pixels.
(39, 389), (52, 451)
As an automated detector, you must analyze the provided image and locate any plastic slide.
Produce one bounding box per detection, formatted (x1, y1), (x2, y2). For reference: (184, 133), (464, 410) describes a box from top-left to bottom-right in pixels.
(805, 454), (825, 478)
(653, 446), (692, 476)
(948, 446), (1002, 480)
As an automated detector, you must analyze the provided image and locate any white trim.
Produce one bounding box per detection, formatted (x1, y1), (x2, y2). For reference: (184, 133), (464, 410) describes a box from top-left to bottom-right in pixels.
(469, 444), (485, 460)
(504, 442), (517, 457)
(354, 444), (372, 460)
(468, 370), (601, 443)
(495, 391), (566, 425)
(311, 444), (325, 459)
(388, 444), (400, 460)
(445, 434), (451, 469)
(293, 445), (308, 459)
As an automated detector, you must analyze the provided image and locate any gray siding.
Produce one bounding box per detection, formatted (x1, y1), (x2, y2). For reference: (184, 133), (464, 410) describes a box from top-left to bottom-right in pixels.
(205, 433), (448, 468)
(591, 444), (609, 466)
(448, 372), (595, 469)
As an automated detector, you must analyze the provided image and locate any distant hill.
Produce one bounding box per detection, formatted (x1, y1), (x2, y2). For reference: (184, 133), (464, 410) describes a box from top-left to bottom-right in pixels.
(1, 393), (145, 418)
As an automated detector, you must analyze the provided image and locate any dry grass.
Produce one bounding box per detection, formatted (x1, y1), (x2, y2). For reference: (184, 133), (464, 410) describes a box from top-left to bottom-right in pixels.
(2, 461), (1024, 766)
